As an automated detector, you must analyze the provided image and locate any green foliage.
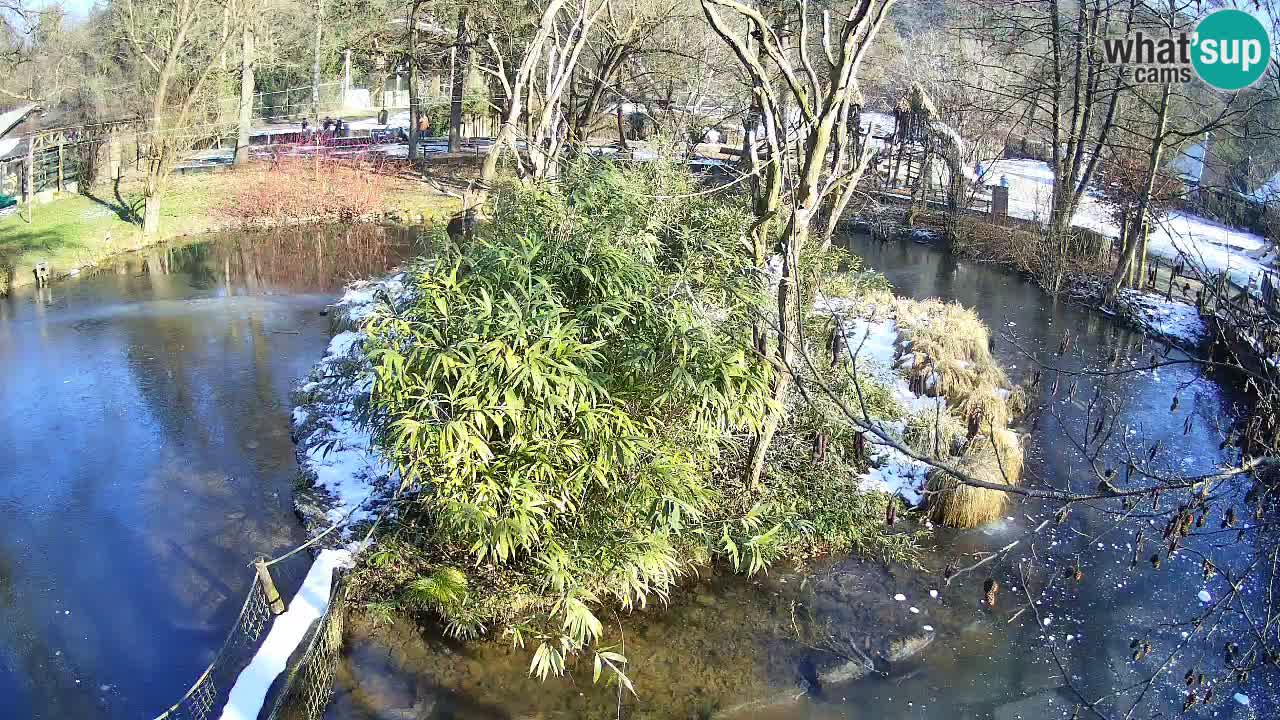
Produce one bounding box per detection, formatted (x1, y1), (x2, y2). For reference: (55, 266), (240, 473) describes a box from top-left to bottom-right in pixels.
(803, 246), (892, 304)
(361, 159), (774, 676)
(357, 159), (920, 686)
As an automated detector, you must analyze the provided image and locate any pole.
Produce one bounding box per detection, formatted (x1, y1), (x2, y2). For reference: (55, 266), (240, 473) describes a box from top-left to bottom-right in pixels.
(448, 8), (469, 153)
(343, 49), (352, 109)
(311, 0), (323, 124)
(25, 140), (34, 224)
(235, 24), (256, 166)
(254, 558), (287, 615)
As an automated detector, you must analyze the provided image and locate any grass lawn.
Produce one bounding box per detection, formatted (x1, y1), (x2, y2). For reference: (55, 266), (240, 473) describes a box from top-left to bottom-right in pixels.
(1, 160), (460, 295)
(0, 175), (224, 292)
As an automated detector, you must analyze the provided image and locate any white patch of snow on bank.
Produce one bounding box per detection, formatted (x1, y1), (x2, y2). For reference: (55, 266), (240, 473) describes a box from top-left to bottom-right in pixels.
(293, 274), (407, 532)
(980, 158), (1276, 291)
(218, 548), (353, 720)
(813, 305), (943, 506)
(333, 274), (407, 325)
(1113, 291), (1208, 347)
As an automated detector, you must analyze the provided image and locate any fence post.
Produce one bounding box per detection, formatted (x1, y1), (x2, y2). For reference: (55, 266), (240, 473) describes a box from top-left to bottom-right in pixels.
(57, 142), (65, 193)
(255, 558), (287, 615)
(25, 141), (34, 223)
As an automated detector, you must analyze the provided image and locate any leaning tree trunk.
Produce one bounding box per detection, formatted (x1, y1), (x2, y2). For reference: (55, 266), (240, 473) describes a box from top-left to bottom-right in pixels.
(1106, 83), (1171, 303)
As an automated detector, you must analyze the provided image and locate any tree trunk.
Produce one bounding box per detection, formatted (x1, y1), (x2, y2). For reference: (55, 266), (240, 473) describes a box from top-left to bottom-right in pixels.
(479, 0), (567, 188)
(143, 190), (162, 236)
(407, 0), (421, 162)
(615, 104), (628, 149)
(311, 0), (323, 122)
(1105, 83), (1171, 303)
(234, 25), (255, 166)
(448, 8), (469, 153)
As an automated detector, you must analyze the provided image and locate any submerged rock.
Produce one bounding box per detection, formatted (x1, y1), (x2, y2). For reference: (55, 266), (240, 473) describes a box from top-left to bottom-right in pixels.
(799, 556), (952, 693)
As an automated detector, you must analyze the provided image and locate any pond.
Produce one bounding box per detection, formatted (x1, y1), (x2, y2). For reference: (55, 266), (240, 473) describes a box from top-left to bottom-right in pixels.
(0, 224), (432, 719)
(321, 232), (1274, 720)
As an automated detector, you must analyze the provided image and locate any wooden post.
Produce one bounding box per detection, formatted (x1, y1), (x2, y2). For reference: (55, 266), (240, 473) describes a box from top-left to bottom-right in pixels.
(57, 143), (64, 192)
(254, 557), (287, 615)
(25, 141), (34, 224)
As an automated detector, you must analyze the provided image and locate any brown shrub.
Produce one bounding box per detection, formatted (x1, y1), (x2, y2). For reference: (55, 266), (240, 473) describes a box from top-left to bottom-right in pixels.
(221, 157), (396, 225)
(925, 430), (1024, 528)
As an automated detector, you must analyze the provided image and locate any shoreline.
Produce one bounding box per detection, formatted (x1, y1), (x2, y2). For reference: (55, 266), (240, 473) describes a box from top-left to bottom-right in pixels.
(846, 216), (1212, 353)
(0, 165), (459, 297)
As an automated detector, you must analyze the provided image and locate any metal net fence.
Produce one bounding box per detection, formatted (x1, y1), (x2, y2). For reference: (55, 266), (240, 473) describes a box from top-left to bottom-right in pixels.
(152, 574), (275, 720)
(267, 572), (351, 720)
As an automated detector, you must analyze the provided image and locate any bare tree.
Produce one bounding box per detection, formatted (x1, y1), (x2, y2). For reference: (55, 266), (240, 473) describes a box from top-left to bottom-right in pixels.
(115, 0), (237, 234)
(701, 0), (895, 486)
(477, 0), (608, 184)
(956, 0), (1133, 291)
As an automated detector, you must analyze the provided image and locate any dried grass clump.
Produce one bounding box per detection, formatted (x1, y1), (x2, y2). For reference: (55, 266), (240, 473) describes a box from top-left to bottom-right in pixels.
(925, 431), (1024, 528)
(931, 357), (982, 399)
(956, 383), (1012, 437)
(904, 410), (967, 459)
(893, 298), (1017, 426)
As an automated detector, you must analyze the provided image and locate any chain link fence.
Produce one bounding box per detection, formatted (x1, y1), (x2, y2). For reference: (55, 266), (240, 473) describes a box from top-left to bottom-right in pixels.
(152, 575), (275, 720)
(267, 572), (351, 720)
(151, 560), (351, 720)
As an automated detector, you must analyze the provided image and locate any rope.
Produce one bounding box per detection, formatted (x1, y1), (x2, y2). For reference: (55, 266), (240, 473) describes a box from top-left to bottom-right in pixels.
(256, 491), (376, 567)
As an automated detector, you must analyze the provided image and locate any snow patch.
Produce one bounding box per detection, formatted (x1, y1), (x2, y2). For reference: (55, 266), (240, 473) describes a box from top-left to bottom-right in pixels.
(292, 274), (407, 534)
(1113, 291), (1208, 347)
(980, 158), (1276, 292)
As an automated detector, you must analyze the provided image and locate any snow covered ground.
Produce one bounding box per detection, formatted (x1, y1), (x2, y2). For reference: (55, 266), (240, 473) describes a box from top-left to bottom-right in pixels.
(211, 274), (412, 720)
(843, 317), (939, 505)
(981, 158), (1275, 291)
(1111, 290), (1209, 347)
(853, 112), (1275, 292)
(291, 274), (408, 532)
(813, 298), (949, 506)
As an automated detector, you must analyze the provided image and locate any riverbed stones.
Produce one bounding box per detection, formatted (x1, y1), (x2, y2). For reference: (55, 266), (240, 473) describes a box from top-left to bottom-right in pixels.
(801, 555), (950, 689)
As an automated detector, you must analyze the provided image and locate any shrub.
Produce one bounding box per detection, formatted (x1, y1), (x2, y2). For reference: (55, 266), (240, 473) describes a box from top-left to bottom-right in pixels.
(221, 157), (393, 224)
(925, 430), (1024, 528)
(360, 160), (775, 681)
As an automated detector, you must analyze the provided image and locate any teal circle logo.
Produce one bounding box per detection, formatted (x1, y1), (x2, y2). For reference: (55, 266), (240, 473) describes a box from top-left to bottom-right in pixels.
(1192, 9), (1271, 91)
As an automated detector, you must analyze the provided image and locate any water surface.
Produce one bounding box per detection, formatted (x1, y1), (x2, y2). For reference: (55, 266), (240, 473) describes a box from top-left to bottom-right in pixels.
(0, 224), (427, 719)
(321, 233), (1273, 719)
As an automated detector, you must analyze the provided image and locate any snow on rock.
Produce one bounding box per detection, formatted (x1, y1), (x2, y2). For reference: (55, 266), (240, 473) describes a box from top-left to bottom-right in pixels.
(1198, 590), (1212, 603)
(331, 274), (408, 328)
(218, 548), (353, 720)
(292, 274), (406, 538)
